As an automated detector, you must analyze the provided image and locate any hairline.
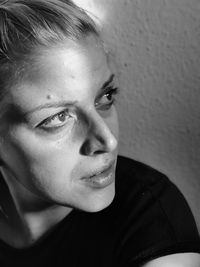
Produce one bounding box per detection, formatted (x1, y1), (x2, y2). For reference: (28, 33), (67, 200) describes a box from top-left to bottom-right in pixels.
(0, 0), (100, 102)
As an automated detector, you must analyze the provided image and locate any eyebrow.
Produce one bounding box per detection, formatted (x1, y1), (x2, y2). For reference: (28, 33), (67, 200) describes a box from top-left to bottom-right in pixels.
(25, 74), (115, 115)
(100, 74), (115, 90)
(24, 101), (77, 116)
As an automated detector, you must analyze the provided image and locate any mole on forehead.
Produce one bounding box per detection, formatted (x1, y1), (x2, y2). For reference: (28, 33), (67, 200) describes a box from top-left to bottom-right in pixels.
(46, 94), (54, 100)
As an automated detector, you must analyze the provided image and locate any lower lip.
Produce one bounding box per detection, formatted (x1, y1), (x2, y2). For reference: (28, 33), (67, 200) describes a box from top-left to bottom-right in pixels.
(81, 164), (115, 189)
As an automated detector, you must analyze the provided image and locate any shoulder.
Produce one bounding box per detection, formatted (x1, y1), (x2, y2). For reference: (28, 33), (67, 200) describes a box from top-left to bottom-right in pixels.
(114, 155), (198, 239)
(111, 155), (200, 265)
(143, 253), (200, 267)
(115, 154), (178, 198)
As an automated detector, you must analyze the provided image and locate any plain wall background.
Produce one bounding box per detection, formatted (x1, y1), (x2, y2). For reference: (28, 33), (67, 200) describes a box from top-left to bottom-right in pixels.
(74, 0), (200, 232)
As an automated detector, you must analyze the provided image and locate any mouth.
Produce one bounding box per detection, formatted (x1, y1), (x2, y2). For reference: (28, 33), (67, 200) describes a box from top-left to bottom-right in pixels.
(80, 160), (116, 189)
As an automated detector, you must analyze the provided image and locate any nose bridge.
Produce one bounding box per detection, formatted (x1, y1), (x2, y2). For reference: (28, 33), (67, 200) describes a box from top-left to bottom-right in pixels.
(92, 113), (116, 144)
(81, 109), (118, 155)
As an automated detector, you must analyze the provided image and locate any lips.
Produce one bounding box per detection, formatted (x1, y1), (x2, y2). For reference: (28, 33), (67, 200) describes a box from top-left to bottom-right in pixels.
(80, 160), (115, 189)
(81, 159), (115, 180)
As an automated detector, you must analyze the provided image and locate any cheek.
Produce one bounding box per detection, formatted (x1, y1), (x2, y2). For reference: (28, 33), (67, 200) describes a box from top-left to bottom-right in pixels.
(105, 106), (119, 140)
(114, 107), (119, 137)
(1, 126), (81, 191)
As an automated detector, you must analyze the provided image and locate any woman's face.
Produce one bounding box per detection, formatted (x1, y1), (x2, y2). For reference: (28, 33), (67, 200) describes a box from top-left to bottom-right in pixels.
(0, 36), (119, 212)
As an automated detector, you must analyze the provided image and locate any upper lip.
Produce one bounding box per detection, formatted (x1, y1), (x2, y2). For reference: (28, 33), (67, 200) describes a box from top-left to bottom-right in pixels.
(81, 159), (115, 179)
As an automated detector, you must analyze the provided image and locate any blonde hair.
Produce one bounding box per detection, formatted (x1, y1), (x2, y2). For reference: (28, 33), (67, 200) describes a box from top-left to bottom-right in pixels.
(0, 0), (98, 99)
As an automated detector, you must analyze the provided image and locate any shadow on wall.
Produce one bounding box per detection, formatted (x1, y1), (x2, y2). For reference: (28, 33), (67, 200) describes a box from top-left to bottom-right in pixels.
(74, 0), (200, 232)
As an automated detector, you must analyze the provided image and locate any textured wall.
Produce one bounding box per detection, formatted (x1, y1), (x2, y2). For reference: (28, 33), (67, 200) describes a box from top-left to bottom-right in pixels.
(75, 0), (200, 231)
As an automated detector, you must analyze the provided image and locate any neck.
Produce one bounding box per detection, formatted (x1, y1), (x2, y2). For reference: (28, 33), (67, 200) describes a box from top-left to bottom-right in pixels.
(0, 167), (73, 248)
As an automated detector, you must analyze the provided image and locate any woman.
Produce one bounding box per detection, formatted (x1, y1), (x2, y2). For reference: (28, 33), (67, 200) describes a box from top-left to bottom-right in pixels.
(0, 0), (199, 266)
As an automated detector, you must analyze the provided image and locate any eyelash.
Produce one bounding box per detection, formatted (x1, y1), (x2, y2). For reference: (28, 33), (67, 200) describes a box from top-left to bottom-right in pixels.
(37, 86), (119, 131)
(38, 109), (72, 128)
(95, 86), (119, 109)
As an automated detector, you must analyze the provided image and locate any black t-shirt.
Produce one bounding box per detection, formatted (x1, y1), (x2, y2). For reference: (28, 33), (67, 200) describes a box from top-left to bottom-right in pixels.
(0, 155), (200, 266)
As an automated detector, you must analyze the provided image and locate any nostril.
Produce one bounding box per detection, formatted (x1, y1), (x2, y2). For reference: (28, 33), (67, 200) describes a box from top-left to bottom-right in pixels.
(80, 132), (117, 156)
(79, 112), (118, 156)
(80, 139), (91, 155)
(80, 138), (105, 156)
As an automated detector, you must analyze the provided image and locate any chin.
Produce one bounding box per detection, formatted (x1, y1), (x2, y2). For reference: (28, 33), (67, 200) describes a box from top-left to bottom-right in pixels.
(78, 182), (115, 213)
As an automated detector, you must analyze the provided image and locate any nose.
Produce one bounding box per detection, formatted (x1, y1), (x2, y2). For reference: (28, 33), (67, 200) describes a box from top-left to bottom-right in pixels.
(80, 113), (118, 156)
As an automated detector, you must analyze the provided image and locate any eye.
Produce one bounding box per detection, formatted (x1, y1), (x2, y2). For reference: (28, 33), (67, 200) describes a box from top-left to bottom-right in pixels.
(95, 86), (119, 110)
(37, 109), (75, 130)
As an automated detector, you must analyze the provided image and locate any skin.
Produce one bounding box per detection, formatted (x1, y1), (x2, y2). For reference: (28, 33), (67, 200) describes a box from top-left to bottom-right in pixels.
(0, 34), (198, 266)
(0, 35), (119, 247)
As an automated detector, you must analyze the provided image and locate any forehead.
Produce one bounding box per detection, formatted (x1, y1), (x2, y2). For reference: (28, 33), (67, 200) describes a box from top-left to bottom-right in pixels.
(32, 36), (108, 81)
(7, 36), (111, 110)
